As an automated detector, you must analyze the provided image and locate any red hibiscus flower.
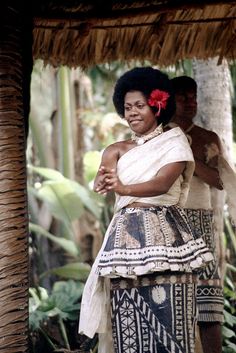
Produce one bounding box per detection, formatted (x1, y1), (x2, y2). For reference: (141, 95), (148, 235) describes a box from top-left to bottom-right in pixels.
(148, 89), (170, 117)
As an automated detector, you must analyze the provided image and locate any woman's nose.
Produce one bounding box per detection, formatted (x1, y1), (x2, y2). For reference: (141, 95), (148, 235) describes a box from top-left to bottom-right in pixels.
(129, 105), (138, 114)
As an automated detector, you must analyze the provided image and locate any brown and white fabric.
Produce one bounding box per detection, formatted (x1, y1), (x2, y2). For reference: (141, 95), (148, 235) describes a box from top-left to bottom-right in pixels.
(96, 206), (213, 277)
(111, 272), (197, 353)
(79, 127), (214, 353)
(186, 208), (224, 323)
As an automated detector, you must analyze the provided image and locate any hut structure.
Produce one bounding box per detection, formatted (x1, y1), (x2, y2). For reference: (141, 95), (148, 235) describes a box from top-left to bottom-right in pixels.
(0, 0), (236, 351)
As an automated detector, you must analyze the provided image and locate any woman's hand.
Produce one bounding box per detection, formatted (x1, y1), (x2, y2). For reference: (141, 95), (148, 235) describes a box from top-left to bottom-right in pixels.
(93, 166), (107, 193)
(94, 166), (125, 195)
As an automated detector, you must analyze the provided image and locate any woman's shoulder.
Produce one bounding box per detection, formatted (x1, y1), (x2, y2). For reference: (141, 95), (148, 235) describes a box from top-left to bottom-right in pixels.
(103, 139), (133, 158)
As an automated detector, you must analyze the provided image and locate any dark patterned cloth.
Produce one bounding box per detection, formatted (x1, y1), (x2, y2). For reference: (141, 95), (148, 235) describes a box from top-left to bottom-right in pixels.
(185, 208), (224, 323)
(96, 206), (213, 277)
(110, 272), (197, 353)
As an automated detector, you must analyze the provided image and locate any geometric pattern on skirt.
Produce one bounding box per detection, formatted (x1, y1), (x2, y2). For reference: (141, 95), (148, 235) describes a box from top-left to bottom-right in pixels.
(110, 273), (197, 353)
(186, 208), (224, 323)
(97, 206), (213, 277)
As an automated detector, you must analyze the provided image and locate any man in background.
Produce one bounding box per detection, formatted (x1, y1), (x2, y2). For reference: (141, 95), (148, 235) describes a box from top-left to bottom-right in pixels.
(170, 76), (224, 353)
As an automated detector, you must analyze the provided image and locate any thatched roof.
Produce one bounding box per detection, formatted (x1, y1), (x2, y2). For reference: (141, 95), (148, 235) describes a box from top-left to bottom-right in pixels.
(33, 0), (236, 68)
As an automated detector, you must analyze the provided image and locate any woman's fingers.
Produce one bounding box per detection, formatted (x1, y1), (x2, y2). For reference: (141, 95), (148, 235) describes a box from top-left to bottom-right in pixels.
(99, 166), (115, 174)
(94, 169), (119, 194)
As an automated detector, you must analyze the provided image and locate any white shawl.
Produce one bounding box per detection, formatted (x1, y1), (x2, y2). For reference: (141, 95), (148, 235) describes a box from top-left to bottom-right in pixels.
(115, 127), (194, 211)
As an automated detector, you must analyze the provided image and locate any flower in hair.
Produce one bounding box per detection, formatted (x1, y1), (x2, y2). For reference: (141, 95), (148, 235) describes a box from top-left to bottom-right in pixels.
(148, 89), (170, 117)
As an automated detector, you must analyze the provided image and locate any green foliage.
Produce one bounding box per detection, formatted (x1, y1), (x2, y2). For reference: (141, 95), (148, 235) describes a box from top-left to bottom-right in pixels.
(41, 262), (91, 281)
(223, 215), (236, 353)
(223, 270), (236, 353)
(83, 151), (102, 182)
(29, 280), (84, 351)
(29, 165), (102, 222)
(29, 222), (80, 257)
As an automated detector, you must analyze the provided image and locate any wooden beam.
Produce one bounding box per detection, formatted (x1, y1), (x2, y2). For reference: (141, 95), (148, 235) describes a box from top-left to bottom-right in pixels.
(33, 0), (236, 23)
(34, 16), (236, 31)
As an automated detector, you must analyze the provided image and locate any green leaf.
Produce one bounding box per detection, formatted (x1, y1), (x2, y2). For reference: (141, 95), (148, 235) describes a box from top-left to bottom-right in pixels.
(29, 223), (79, 257)
(41, 262), (91, 281)
(29, 309), (48, 330)
(223, 347), (236, 353)
(30, 287), (49, 302)
(224, 298), (231, 309)
(225, 276), (236, 291)
(69, 180), (101, 219)
(53, 280), (84, 299)
(224, 310), (236, 326)
(28, 165), (64, 181)
(224, 287), (236, 301)
(224, 340), (236, 351)
(38, 297), (58, 313)
(222, 326), (235, 338)
(226, 263), (236, 272)
(36, 180), (85, 223)
(83, 151), (101, 182)
(29, 166), (101, 220)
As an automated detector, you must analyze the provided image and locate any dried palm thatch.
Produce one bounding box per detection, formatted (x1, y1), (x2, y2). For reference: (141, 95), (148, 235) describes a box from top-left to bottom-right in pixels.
(33, 0), (236, 68)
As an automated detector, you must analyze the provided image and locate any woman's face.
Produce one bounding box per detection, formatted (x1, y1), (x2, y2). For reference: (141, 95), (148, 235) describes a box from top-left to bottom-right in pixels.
(124, 91), (158, 136)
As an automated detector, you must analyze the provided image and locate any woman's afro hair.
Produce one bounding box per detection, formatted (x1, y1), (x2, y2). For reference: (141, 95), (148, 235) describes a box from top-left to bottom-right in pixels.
(112, 66), (175, 126)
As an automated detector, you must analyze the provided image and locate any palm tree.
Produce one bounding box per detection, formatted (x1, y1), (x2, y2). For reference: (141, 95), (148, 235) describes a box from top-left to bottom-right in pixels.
(0, 2), (32, 352)
(193, 56), (236, 353)
(193, 56), (233, 292)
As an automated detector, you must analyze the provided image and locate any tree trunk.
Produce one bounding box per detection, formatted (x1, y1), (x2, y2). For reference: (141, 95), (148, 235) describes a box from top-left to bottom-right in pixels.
(0, 1), (32, 352)
(193, 57), (233, 352)
(193, 58), (233, 158)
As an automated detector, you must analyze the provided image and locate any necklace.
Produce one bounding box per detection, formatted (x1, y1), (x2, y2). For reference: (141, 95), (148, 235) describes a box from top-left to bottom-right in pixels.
(184, 123), (195, 133)
(131, 124), (163, 145)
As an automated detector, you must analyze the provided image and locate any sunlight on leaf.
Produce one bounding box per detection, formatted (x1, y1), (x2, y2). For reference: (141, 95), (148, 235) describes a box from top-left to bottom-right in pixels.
(29, 223), (79, 257)
(28, 165), (64, 181)
(42, 262), (91, 281)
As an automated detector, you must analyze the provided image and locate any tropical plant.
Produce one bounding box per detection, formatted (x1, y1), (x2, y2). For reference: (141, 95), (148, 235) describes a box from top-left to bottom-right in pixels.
(222, 210), (236, 353)
(28, 165), (101, 352)
(29, 280), (98, 352)
(222, 265), (236, 353)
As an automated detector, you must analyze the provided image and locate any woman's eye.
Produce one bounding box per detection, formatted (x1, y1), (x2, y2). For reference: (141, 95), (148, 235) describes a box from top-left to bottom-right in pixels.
(137, 104), (145, 109)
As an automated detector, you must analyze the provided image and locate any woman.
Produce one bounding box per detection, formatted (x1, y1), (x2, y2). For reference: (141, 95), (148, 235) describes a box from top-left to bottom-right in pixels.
(79, 67), (213, 353)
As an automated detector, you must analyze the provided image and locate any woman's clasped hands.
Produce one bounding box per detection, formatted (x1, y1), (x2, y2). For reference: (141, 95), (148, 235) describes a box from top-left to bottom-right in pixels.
(94, 166), (125, 195)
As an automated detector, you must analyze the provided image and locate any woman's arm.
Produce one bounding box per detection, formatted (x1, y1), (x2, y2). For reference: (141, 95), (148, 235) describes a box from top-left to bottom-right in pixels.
(93, 144), (119, 192)
(95, 161), (186, 196)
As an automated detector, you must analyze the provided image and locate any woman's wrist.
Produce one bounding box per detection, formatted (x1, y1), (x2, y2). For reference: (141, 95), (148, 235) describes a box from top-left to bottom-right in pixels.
(121, 184), (132, 196)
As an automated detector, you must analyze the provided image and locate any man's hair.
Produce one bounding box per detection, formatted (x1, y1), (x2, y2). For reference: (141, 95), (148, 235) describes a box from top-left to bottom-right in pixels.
(112, 66), (175, 126)
(171, 76), (197, 93)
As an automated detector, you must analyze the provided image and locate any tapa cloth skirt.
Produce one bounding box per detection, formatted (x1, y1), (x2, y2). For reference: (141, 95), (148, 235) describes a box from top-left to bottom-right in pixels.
(110, 272), (197, 353)
(96, 206), (213, 278)
(186, 208), (224, 323)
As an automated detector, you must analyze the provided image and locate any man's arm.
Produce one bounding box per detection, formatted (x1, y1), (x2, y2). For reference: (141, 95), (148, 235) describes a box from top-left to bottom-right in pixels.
(194, 159), (223, 190)
(194, 133), (223, 190)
